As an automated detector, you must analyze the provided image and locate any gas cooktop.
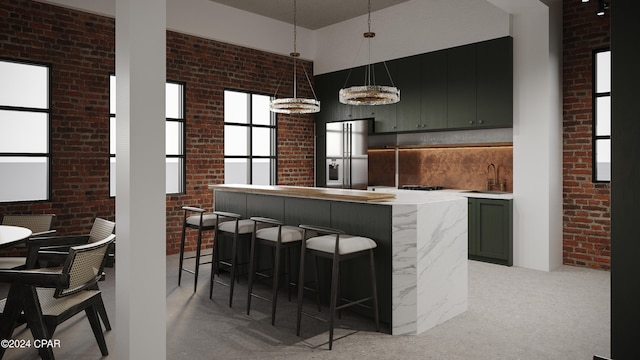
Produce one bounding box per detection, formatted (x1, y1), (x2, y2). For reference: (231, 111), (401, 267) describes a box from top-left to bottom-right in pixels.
(399, 185), (444, 191)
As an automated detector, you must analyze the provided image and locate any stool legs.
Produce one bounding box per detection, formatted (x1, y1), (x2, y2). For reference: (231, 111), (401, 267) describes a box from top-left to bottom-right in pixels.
(179, 220), (207, 292)
(271, 241), (282, 326)
(193, 227), (203, 292)
(209, 228), (220, 300)
(246, 230), (257, 316)
(178, 217), (187, 286)
(328, 252), (340, 350)
(296, 246), (380, 350)
(228, 227), (239, 308)
(369, 249), (380, 332)
(295, 242), (306, 337)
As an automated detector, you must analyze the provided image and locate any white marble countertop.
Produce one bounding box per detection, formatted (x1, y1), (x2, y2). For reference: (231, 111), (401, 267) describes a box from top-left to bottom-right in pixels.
(368, 186), (514, 201)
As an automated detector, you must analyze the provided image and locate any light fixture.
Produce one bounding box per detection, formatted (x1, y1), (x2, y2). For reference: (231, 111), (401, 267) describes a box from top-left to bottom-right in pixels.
(596, 0), (609, 16)
(269, 0), (320, 114)
(582, 0), (589, 3)
(339, 0), (400, 106)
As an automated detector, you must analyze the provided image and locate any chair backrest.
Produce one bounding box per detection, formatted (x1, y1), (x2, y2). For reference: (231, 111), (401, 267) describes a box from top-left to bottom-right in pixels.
(88, 218), (115, 243)
(55, 234), (115, 298)
(2, 214), (56, 235)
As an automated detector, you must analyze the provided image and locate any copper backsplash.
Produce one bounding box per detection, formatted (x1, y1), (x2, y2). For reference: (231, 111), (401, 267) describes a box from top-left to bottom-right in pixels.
(368, 145), (513, 192)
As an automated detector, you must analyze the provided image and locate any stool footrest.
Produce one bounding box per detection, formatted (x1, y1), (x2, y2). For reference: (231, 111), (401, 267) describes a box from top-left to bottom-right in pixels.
(248, 292), (271, 303)
(183, 252), (213, 261)
(336, 296), (373, 311)
(301, 311), (328, 323)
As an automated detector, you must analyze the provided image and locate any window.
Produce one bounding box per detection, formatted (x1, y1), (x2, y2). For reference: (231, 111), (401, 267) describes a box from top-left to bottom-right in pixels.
(593, 49), (611, 182)
(0, 59), (50, 202)
(109, 76), (186, 195)
(224, 90), (276, 185)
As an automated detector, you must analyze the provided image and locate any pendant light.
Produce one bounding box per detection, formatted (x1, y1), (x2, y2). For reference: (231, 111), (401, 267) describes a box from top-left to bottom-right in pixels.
(269, 0), (320, 114)
(339, 0), (400, 106)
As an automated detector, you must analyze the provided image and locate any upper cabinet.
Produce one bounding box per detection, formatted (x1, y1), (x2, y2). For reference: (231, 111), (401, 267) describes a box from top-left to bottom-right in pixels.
(420, 50), (448, 130)
(394, 56), (421, 131)
(447, 44), (477, 128)
(476, 37), (513, 128)
(446, 36), (514, 129)
(314, 36), (513, 134)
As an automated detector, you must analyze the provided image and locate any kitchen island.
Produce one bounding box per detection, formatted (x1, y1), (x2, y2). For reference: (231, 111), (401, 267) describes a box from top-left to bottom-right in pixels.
(209, 184), (468, 335)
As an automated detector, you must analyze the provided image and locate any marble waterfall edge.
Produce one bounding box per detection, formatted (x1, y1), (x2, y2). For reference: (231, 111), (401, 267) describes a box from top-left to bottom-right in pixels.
(391, 198), (468, 335)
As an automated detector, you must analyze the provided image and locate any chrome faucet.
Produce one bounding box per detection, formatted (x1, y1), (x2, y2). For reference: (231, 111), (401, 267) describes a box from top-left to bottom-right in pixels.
(487, 163), (497, 191)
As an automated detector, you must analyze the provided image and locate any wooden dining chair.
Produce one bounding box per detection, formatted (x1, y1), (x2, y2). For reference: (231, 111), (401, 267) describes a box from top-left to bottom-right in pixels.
(1, 214), (57, 238)
(0, 214), (57, 269)
(35, 218), (115, 268)
(0, 234), (115, 360)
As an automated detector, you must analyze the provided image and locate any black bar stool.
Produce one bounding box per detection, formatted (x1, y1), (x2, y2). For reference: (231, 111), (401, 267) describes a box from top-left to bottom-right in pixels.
(179, 206), (230, 292)
(246, 217), (304, 326)
(296, 224), (379, 350)
(209, 211), (270, 307)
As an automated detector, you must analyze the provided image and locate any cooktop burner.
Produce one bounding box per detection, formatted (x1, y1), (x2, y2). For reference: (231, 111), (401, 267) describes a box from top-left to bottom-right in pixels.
(399, 185), (444, 191)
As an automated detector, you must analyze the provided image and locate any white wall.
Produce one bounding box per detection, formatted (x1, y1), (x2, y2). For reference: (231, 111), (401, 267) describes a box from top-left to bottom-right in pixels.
(486, 0), (563, 271)
(38, 0), (317, 61)
(313, 0), (510, 74)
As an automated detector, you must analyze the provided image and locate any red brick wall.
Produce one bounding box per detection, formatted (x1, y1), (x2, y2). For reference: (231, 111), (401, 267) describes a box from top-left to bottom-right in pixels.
(563, 1), (611, 269)
(0, 0), (315, 255)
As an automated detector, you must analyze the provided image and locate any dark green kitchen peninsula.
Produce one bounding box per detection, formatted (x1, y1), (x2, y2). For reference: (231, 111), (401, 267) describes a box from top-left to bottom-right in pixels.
(209, 184), (469, 336)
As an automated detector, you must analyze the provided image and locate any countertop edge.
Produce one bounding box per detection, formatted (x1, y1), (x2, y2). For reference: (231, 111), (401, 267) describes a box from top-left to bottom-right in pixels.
(209, 184), (397, 203)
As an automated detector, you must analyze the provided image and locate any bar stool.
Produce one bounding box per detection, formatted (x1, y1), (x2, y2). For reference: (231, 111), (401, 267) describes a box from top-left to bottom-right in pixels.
(296, 224), (379, 350)
(179, 206), (231, 292)
(246, 217), (304, 325)
(209, 211), (270, 307)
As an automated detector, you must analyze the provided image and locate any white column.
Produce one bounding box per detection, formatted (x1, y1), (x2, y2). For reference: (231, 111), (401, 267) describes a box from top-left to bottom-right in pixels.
(115, 0), (166, 359)
(487, 0), (563, 271)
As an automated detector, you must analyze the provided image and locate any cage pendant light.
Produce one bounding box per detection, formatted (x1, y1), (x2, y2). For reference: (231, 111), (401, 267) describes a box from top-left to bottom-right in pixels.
(339, 0), (400, 106)
(270, 0), (320, 114)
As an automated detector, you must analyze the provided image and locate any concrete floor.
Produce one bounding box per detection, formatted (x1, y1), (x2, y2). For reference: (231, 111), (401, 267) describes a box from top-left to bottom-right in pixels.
(0, 255), (610, 359)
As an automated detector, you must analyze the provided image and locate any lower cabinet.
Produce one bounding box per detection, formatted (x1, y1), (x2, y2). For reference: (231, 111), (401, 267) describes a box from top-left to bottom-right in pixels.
(468, 198), (513, 266)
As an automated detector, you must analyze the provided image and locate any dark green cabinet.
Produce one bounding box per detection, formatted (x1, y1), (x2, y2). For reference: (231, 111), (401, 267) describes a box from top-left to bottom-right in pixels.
(315, 72), (337, 122)
(368, 62), (398, 133)
(447, 45), (477, 128)
(420, 50), (448, 130)
(315, 36), (512, 134)
(448, 36), (513, 129)
(394, 56), (421, 131)
(476, 37), (513, 127)
(468, 197), (513, 266)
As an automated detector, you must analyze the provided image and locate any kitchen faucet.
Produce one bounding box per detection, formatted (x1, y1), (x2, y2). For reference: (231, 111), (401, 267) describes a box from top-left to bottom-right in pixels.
(487, 163), (497, 190)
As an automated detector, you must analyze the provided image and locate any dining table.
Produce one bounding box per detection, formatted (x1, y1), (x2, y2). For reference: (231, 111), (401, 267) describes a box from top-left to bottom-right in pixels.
(0, 225), (33, 250)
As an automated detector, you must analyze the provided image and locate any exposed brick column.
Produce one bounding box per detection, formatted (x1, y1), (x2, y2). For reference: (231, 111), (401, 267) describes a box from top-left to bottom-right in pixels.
(562, 0), (611, 269)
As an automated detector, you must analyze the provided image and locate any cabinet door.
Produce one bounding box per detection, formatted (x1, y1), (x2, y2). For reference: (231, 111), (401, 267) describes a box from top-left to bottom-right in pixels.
(420, 50), (448, 130)
(335, 67), (356, 120)
(477, 37), (513, 127)
(315, 72), (337, 123)
(395, 56), (421, 131)
(447, 44), (477, 129)
(370, 61), (398, 133)
(468, 198), (513, 266)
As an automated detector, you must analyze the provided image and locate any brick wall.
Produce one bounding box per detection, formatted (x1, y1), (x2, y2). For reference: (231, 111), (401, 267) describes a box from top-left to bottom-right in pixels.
(0, 0), (315, 255)
(563, 0), (611, 269)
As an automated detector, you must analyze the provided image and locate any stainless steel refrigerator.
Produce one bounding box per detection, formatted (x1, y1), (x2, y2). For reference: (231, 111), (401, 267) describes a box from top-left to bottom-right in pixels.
(325, 120), (369, 189)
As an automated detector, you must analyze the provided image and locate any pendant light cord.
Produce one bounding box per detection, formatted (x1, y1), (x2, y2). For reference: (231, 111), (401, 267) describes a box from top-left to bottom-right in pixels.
(364, 0), (377, 86)
(292, 0), (298, 99)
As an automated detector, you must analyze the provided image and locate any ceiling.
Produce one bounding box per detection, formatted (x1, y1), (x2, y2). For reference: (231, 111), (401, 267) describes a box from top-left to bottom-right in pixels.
(208, 0), (410, 30)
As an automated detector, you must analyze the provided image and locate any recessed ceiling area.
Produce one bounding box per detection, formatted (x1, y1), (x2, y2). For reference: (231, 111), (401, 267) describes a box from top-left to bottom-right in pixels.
(208, 0), (410, 30)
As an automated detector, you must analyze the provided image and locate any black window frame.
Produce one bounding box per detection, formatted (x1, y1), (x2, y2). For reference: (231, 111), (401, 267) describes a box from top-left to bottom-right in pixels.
(592, 48), (611, 183)
(109, 75), (187, 196)
(0, 58), (52, 203)
(223, 89), (278, 185)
